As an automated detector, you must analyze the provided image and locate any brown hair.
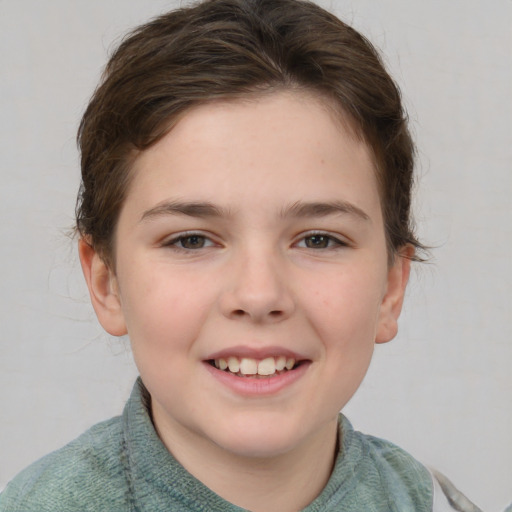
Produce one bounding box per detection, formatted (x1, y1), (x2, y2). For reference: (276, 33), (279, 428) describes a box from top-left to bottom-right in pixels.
(76, 0), (424, 265)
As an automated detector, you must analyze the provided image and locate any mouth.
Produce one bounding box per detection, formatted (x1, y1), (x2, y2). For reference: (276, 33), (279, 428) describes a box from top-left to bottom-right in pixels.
(207, 355), (304, 378)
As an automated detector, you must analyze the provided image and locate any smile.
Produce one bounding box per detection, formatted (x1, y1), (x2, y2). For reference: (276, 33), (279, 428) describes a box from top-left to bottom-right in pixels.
(209, 356), (299, 377)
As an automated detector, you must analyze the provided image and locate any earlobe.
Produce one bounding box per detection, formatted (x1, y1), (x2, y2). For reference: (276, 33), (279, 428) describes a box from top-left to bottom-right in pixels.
(375, 246), (413, 344)
(78, 239), (128, 336)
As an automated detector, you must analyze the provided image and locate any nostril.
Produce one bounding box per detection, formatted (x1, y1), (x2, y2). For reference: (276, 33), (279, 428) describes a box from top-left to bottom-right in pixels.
(231, 309), (283, 319)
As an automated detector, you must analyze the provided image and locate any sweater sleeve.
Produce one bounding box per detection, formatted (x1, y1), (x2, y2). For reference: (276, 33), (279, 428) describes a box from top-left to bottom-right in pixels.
(0, 416), (131, 512)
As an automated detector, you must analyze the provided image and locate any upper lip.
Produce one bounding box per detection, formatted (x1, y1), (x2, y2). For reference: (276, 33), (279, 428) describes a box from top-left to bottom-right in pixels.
(205, 345), (309, 361)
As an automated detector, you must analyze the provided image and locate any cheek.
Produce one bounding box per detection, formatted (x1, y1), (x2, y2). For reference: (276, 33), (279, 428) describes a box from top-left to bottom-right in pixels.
(117, 262), (214, 352)
(305, 266), (386, 337)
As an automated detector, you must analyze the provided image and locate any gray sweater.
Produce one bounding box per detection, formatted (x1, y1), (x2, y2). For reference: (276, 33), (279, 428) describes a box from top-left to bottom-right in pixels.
(0, 378), (450, 511)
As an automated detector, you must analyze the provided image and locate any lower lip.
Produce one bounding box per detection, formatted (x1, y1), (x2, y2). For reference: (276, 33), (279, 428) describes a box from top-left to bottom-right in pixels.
(203, 361), (311, 397)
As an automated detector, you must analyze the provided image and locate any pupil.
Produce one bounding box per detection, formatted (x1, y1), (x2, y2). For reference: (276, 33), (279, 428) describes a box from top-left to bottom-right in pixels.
(306, 235), (328, 248)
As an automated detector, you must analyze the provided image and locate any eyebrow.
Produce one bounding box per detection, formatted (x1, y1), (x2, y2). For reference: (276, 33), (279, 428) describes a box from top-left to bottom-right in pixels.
(140, 200), (227, 222)
(140, 199), (370, 222)
(282, 200), (371, 222)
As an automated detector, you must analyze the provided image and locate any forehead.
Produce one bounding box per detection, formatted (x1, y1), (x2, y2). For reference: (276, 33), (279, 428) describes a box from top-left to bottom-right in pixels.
(124, 91), (381, 221)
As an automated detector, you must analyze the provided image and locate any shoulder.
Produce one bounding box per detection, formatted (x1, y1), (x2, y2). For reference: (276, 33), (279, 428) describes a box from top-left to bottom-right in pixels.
(361, 431), (431, 488)
(0, 415), (130, 512)
(350, 424), (432, 491)
(338, 416), (433, 511)
(338, 418), (483, 512)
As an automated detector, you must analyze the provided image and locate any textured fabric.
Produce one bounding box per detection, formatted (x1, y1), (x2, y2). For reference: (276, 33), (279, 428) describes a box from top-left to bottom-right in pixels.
(0, 378), (435, 512)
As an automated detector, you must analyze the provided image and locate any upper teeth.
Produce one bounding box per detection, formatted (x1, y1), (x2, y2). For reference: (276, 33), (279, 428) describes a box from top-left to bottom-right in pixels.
(214, 356), (296, 376)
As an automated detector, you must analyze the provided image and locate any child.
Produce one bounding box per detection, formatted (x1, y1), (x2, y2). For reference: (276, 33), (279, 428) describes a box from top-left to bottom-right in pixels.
(0, 0), (487, 510)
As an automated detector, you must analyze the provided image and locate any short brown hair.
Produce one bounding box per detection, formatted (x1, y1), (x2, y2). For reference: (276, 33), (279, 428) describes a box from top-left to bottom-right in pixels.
(76, 0), (423, 264)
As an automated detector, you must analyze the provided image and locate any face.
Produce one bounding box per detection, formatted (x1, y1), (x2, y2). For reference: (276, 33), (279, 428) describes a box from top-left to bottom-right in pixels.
(81, 91), (410, 461)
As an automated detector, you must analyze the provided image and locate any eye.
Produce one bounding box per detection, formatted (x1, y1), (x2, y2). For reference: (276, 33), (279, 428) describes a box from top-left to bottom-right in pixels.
(164, 233), (215, 250)
(296, 233), (346, 249)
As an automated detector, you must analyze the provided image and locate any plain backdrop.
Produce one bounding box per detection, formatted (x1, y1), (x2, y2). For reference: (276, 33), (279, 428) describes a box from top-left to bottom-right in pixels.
(0, 1), (510, 510)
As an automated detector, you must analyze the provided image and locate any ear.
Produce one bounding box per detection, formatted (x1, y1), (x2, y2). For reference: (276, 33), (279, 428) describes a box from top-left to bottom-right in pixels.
(375, 246), (414, 344)
(78, 238), (127, 336)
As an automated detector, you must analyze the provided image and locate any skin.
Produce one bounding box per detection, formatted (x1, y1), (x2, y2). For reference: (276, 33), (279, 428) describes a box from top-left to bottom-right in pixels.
(80, 91), (411, 512)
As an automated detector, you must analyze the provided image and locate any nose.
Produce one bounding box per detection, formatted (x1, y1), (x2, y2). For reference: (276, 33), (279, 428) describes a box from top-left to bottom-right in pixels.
(219, 247), (295, 324)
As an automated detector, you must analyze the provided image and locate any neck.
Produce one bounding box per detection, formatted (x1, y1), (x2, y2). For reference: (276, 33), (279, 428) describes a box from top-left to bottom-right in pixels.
(153, 409), (339, 512)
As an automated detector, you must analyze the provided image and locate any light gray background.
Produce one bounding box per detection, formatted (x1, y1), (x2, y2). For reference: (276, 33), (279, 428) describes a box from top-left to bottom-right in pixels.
(1, 1), (510, 510)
